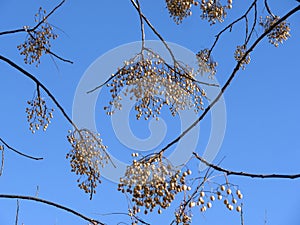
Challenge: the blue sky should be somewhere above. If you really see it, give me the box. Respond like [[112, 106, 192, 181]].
[[0, 1, 300, 225]]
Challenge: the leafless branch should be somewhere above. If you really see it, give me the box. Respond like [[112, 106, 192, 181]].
[[0, 145, 4, 176], [264, 0, 275, 18], [193, 152, 300, 179], [15, 200, 19, 225], [0, 0, 65, 36], [157, 4, 300, 155], [0, 137, 43, 161], [98, 212, 150, 225], [0, 194, 105, 225], [135, 0, 145, 49], [130, 0, 177, 63], [0, 55, 78, 131], [209, 0, 257, 56]]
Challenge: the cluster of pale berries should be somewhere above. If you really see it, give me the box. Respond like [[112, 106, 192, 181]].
[[165, 0, 233, 24], [175, 184, 243, 224], [196, 48, 217, 77], [105, 50, 205, 120], [118, 153, 192, 216], [165, 0, 196, 24], [26, 96, 53, 133], [17, 7, 58, 66], [200, 0, 233, 25], [234, 45, 251, 70], [66, 129, 110, 197], [259, 16, 291, 47]]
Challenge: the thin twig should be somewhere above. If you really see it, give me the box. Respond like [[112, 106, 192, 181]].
[[209, 0, 257, 56], [0, 0, 65, 36], [193, 152, 300, 179], [0, 137, 43, 161], [97, 212, 150, 225], [157, 5, 300, 155], [0, 194, 105, 225], [0, 146, 4, 176], [130, 0, 177, 63], [240, 203, 244, 225], [135, 0, 145, 49], [15, 200, 19, 225], [264, 0, 275, 18], [45, 49, 74, 64]]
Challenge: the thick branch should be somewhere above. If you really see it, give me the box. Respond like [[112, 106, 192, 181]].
[[193, 152, 300, 179], [0, 194, 105, 225], [0, 55, 78, 131], [0, 137, 43, 161], [158, 5, 300, 155]]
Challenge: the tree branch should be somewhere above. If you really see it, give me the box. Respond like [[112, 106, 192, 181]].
[[193, 152, 300, 179], [157, 4, 300, 155], [0, 0, 65, 36], [0, 137, 43, 161], [0, 55, 78, 131], [0, 194, 105, 225]]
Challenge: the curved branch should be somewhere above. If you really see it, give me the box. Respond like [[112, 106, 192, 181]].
[[158, 5, 300, 155], [0, 137, 43, 161], [0, 55, 79, 131], [0, 194, 105, 225], [193, 152, 300, 179]]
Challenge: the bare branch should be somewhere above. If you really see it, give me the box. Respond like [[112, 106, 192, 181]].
[[0, 145, 4, 176], [157, 4, 300, 155], [193, 152, 300, 179], [0, 137, 43, 161], [0, 0, 65, 36], [15, 200, 19, 225], [130, 0, 177, 63], [135, 0, 145, 49], [0, 194, 105, 225], [0, 55, 79, 131], [209, 0, 257, 55]]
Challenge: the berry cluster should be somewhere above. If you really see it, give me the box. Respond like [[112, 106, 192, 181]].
[[166, 0, 197, 24], [234, 45, 251, 69], [196, 48, 217, 77], [66, 129, 110, 197], [259, 16, 291, 47], [118, 154, 192, 216], [26, 96, 54, 133], [200, 0, 233, 25], [105, 50, 205, 120], [175, 183, 243, 224], [17, 7, 58, 66]]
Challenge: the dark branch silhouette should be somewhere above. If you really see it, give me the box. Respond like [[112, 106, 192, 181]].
[[157, 4, 300, 155], [0, 137, 43, 160], [193, 152, 300, 179], [0, 194, 105, 225]]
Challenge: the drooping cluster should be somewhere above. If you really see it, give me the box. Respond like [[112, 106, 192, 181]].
[[66, 129, 110, 197], [118, 153, 192, 215], [105, 49, 206, 120], [175, 183, 243, 224], [26, 96, 54, 133], [234, 45, 250, 69], [259, 16, 291, 47], [200, 0, 233, 25], [17, 7, 58, 66], [196, 48, 217, 77], [166, 0, 197, 24]]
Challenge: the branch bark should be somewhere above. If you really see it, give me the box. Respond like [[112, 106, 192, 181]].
[[0, 194, 105, 225], [193, 152, 300, 179]]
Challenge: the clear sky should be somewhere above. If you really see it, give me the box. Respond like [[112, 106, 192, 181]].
[[0, 1, 300, 225]]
